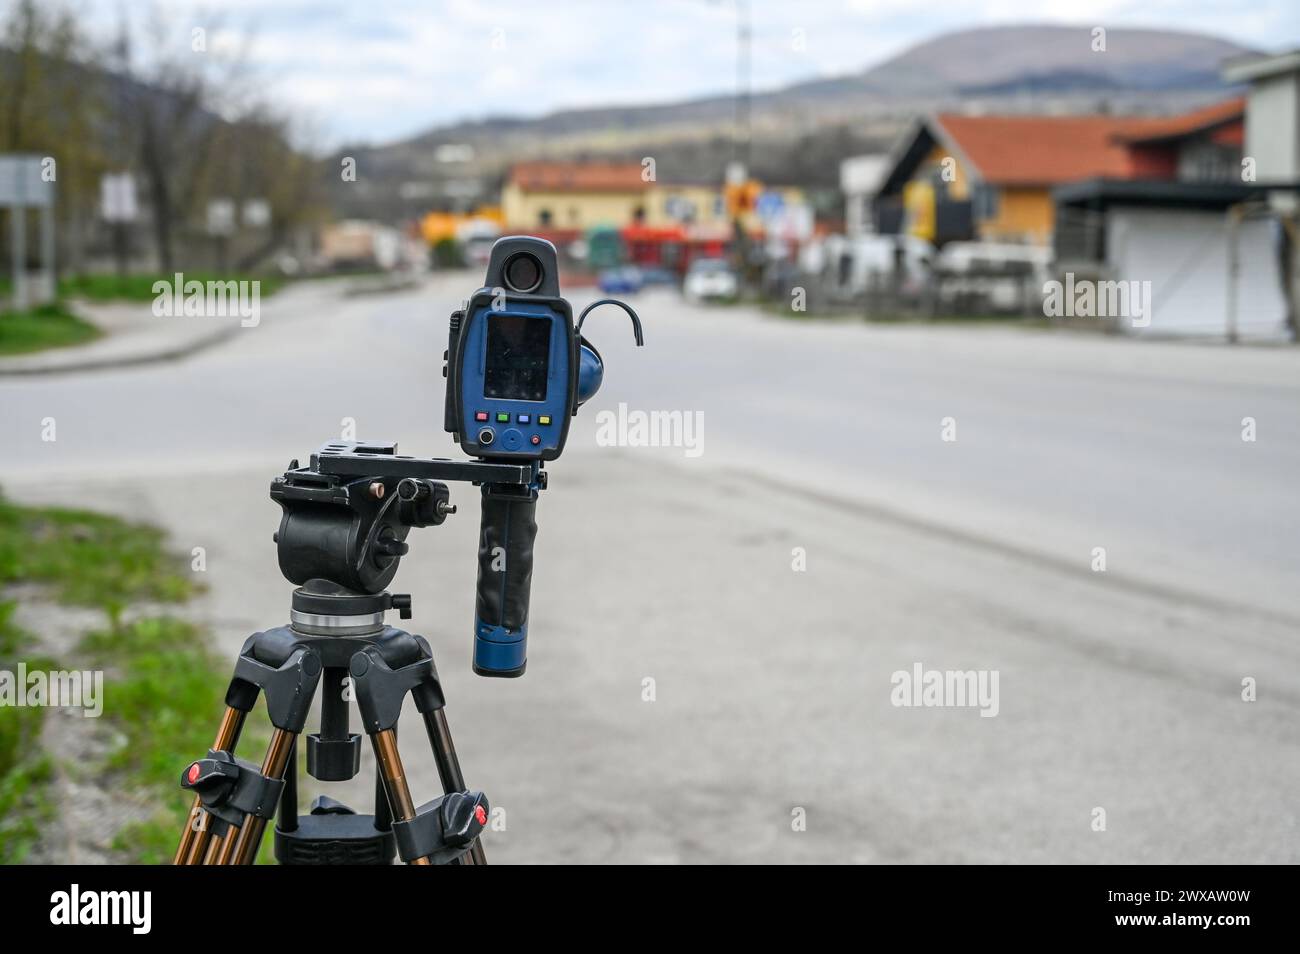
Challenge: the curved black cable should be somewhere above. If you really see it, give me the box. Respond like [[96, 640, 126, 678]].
[[576, 298, 645, 346]]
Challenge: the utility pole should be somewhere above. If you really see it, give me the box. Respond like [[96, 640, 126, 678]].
[[733, 0, 751, 176]]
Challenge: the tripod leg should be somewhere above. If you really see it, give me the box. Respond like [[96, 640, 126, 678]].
[[174, 706, 246, 865], [421, 708, 486, 865], [374, 763, 392, 832], [278, 738, 298, 835], [226, 727, 298, 865], [370, 728, 431, 865]]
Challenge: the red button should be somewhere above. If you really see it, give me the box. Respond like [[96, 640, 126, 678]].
[[474, 411, 488, 422], [187, 763, 201, 784], [474, 805, 487, 825], [530, 435, 541, 445]]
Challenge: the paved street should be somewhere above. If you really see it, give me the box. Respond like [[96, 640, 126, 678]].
[[3, 273, 1298, 862]]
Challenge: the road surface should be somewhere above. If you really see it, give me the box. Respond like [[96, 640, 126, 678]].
[[2, 273, 1297, 862]]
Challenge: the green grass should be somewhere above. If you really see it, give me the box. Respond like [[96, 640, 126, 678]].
[[83, 616, 274, 864], [0, 602, 55, 863], [0, 492, 237, 863], [0, 301, 101, 356], [0, 496, 199, 620], [0, 491, 295, 864], [58, 272, 285, 303]]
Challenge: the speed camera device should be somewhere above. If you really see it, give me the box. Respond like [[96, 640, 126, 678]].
[[174, 235, 643, 867], [447, 236, 600, 458], [442, 236, 643, 674]]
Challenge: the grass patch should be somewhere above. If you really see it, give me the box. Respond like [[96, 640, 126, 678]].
[[0, 495, 198, 617], [0, 301, 101, 356], [85, 617, 228, 864], [81, 617, 227, 791], [81, 616, 274, 864], [0, 492, 229, 863], [0, 492, 285, 864], [59, 272, 285, 303], [0, 708, 53, 863], [0, 601, 55, 863]]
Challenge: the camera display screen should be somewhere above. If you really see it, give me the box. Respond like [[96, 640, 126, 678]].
[[484, 313, 550, 401]]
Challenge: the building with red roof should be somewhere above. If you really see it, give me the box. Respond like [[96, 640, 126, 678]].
[[873, 99, 1245, 246]]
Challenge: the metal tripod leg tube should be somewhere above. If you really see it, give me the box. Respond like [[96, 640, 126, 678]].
[[422, 708, 486, 865], [226, 727, 298, 865], [208, 825, 241, 865], [175, 706, 246, 865], [278, 739, 299, 834], [370, 729, 431, 865]]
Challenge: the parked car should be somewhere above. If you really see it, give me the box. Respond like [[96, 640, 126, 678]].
[[598, 266, 643, 295], [638, 266, 678, 288], [683, 258, 738, 301]]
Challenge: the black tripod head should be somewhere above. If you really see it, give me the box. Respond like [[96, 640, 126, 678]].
[[271, 441, 465, 595]]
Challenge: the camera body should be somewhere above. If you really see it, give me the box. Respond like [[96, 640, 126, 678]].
[[444, 237, 576, 461]]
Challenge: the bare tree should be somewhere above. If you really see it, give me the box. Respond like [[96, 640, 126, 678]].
[[0, 0, 109, 273], [112, 6, 321, 272]]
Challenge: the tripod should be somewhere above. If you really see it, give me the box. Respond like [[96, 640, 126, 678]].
[[170, 441, 540, 865], [174, 582, 488, 865]]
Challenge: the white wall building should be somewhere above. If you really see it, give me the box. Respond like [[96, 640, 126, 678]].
[[839, 155, 889, 238]]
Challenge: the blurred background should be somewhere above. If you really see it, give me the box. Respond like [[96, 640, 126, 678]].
[[1, 0, 1298, 864]]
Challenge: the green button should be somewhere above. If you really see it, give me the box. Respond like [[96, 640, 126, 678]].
[[496, 413, 509, 423]]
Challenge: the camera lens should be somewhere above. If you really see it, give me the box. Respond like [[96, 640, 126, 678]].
[[502, 252, 543, 293]]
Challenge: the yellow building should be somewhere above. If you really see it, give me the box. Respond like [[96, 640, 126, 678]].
[[501, 162, 652, 231], [500, 161, 805, 234]]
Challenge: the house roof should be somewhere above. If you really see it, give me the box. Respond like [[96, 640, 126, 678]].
[[508, 161, 651, 193], [932, 114, 1158, 187], [928, 101, 1243, 187], [1111, 98, 1245, 145]]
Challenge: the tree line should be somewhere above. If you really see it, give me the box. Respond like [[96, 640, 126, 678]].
[[0, 0, 321, 276]]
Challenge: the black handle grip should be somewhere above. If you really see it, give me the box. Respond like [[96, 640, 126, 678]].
[[473, 486, 538, 677]]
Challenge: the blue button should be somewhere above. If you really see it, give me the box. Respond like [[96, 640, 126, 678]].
[[517, 414, 531, 424]]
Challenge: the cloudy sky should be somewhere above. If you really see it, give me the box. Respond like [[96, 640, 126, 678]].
[[74, 0, 1300, 147]]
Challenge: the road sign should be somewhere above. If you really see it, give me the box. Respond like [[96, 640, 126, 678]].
[[207, 198, 236, 236], [242, 198, 271, 228], [755, 190, 785, 222], [0, 155, 52, 208], [3, 155, 57, 310], [100, 173, 138, 223]]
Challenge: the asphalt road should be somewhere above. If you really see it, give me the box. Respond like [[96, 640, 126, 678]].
[[3, 273, 1297, 862]]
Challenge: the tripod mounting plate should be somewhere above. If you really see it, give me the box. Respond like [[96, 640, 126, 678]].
[[311, 441, 536, 486]]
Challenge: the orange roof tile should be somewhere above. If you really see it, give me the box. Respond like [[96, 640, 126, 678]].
[[1112, 98, 1245, 144], [933, 100, 1243, 187]]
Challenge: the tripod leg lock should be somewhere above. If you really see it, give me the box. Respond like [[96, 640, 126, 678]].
[[181, 749, 287, 828], [231, 643, 323, 732], [391, 791, 490, 864], [350, 646, 443, 734]]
